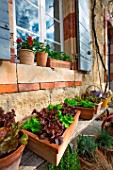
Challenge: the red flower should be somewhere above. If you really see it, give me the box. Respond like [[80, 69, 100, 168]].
[[27, 36, 33, 41], [29, 41, 33, 46], [16, 38, 22, 43]]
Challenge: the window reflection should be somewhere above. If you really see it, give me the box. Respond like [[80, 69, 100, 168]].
[[16, 29, 39, 41], [46, 15, 60, 42], [45, 0, 59, 20], [16, 0, 39, 34], [47, 40, 60, 52], [30, 0, 38, 6]]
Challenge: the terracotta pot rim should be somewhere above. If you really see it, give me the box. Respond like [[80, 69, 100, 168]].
[[0, 144, 25, 162], [18, 49, 34, 53]]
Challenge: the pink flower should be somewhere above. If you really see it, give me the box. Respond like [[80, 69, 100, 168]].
[[16, 38, 22, 43]]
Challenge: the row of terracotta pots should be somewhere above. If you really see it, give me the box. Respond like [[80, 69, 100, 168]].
[[18, 49, 48, 66]]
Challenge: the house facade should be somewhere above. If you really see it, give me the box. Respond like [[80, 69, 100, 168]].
[[0, 0, 113, 121]]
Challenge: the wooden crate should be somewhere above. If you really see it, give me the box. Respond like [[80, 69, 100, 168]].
[[75, 107, 95, 120], [22, 111, 80, 166], [46, 58, 71, 69]]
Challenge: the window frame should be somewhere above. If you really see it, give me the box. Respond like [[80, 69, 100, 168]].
[[13, 0, 64, 52]]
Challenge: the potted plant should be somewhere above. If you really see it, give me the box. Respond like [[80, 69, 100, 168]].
[[34, 39, 50, 66], [77, 135, 111, 169], [81, 93, 103, 114], [0, 107, 28, 170], [16, 36, 35, 65], [64, 97, 95, 120], [22, 103, 80, 166], [47, 51, 73, 69]]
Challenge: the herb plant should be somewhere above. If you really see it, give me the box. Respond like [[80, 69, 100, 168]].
[[47, 146, 80, 170], [95, 130, 113, 150], [64, 98, 77, 107], [81, 93, 101, 104], [77, 135, 97, 159]]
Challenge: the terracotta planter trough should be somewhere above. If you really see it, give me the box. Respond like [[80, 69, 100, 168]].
[[75, 107, 95, 120], [22, 111, 80, 166]]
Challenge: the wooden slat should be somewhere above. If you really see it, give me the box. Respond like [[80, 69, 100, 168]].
[[0, 21, 9, 30], [0, 0, 9, 11], [0, 27, 10, 40], [0, 39, 10, 60]]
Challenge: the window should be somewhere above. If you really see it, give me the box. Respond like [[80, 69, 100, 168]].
[[76, 0, 93, 72], [14, 0, 63, 52]]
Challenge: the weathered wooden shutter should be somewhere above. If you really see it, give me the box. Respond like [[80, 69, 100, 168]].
[[0, 0, 10, 60], [76, 0, 93, 71]]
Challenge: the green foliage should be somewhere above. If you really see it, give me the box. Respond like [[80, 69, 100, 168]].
[[77, 100, 95, 108], [23, 117, 41, 134], [47, 146, 80, 170], [33, 39, 50, 53], [95, 130, 113, 150], [0, 122, 28, 158], [64, 97, 95, 108], [47, 104, 62, 111], [64, 98, 77, 107], [48, 51, 73, 62], [81, 93, 101, 104], [77, 135, 97, 159], [57, 112, 74, 128]]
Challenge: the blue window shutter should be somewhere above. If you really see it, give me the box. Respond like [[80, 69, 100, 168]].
[[0, 0, 10, 60], [77, 0, 93, 71]]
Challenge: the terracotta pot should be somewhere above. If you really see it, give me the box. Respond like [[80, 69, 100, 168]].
[[22, 111, 80, 166], [18, 49, 34, 65], [0, 144, 25, 170], [36, 52, 48, 66], [75, 107, 95, 120], [46, 58, 71, 69]]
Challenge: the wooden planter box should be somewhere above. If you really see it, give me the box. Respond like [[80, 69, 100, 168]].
[[22, 111, 80, 166], [75, 107, 95, 120], [46, 58, 71, 69]]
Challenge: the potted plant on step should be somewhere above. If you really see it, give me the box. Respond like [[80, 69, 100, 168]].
[[0, 107, 28, 170], [34, 39, 50, 66], [16, 36, 35, 65]]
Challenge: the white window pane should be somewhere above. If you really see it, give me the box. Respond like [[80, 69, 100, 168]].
[[15, 0, 39, 34], [45, 0, 59, 20], [16, 29, 39, 41], [46, 15, 60, 43], [47, 40, 61, 52]]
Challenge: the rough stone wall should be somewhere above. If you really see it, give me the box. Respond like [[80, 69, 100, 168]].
[[0, 87, 80, 121]]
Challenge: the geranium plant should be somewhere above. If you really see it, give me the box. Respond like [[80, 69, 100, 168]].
[[34, 39, 50, 53], [16, 36, 35, 52]]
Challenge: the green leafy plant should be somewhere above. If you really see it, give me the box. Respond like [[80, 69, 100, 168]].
[[22, 117, 41, 134], [48, 51, 73, 62], [47, 146, 80, 170], [77, 135, 97, 159], [47, 104, 62, 111], [64, 98, 77, 107], [95, 130, 113, 150], [56, 111, 74, 128]]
